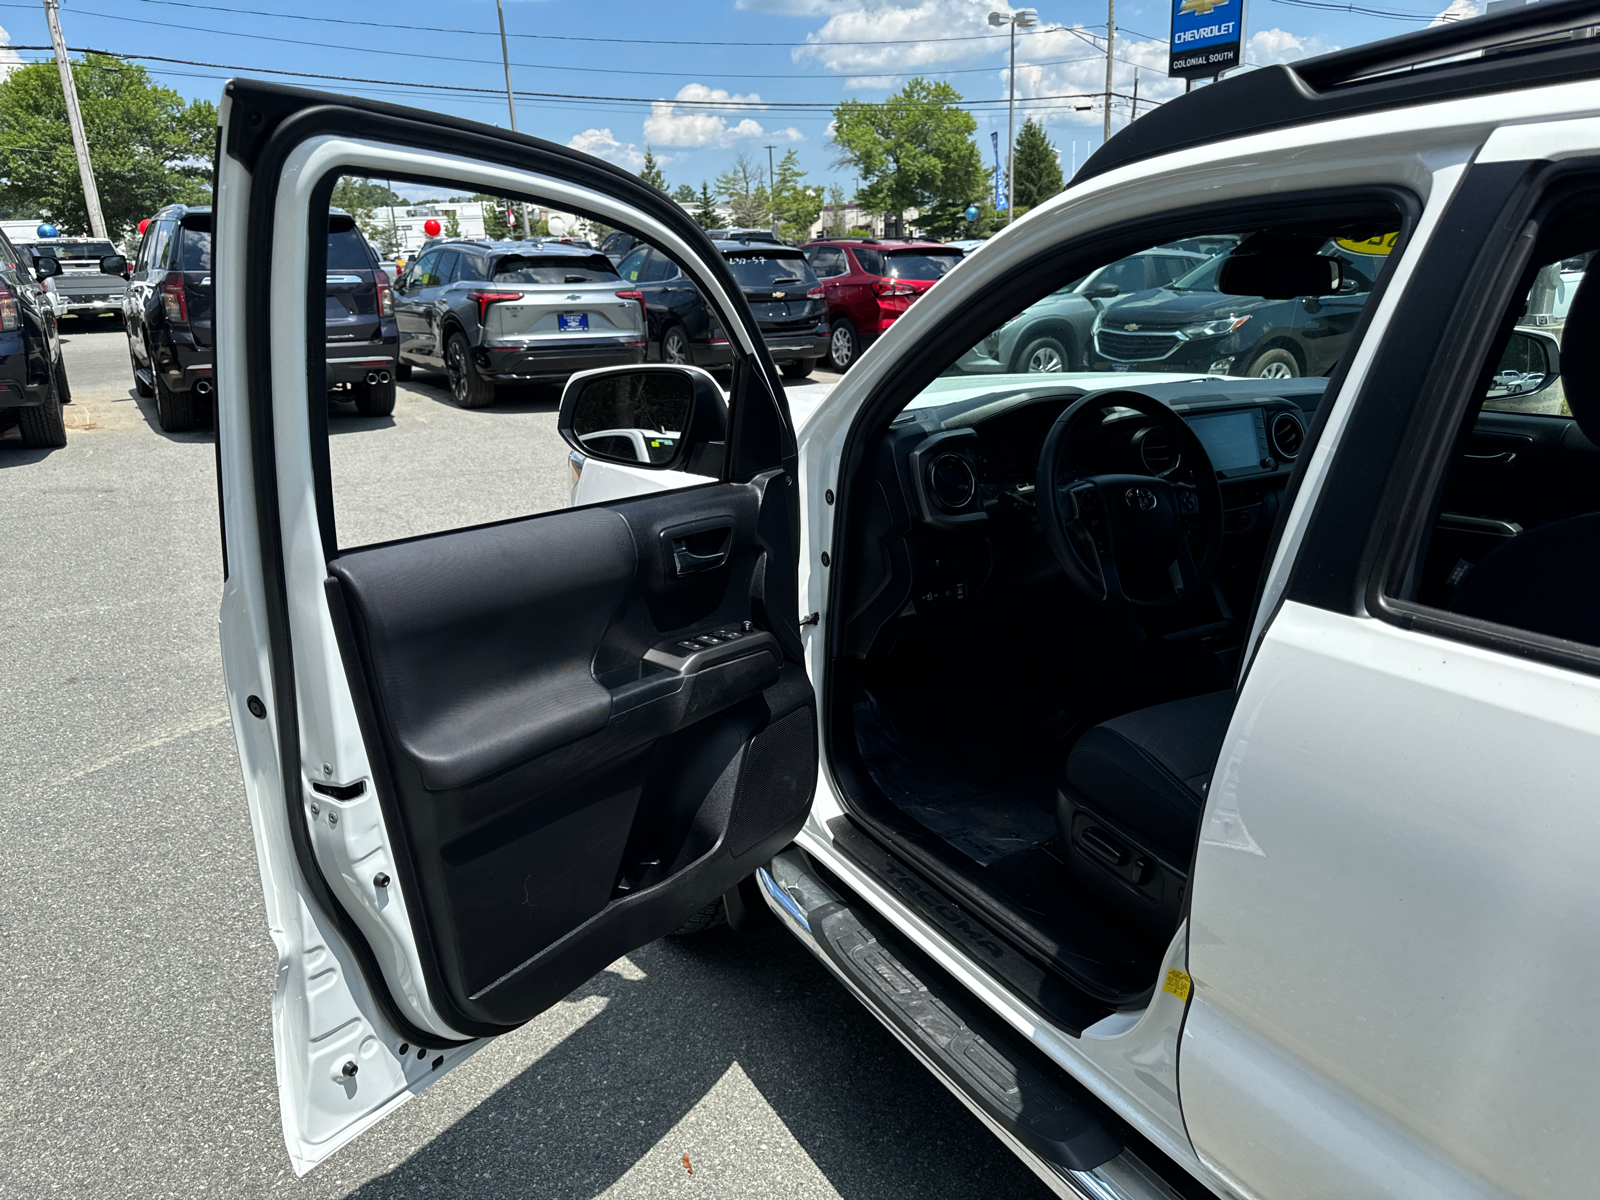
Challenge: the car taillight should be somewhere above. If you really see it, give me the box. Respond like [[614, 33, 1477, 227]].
[[0, 281, 17, 331], [806, 285, 824, 298], [466, 290, 521, 323], [376, 279, 394, 317], [614, 289, 646, 321], [871, 281, 915, 298], [160, 271, 188, 322]]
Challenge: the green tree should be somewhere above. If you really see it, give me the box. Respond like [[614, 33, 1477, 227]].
[[1012, 119, 1064, 212], [825, 185, 849, 237], [442, 209, 460, 238], [638, 147, 668, 192], [770, 149, 824, 243], [829, 78, 983, 235], [672, 183, 697, 204], [0, 54, 214, 242], [715, 154, 768, 227], [693, 181, 720, 229], [474, 195, 513, 239]]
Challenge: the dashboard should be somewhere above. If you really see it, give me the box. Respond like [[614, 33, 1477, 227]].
[[839, 377, 1326, 657]]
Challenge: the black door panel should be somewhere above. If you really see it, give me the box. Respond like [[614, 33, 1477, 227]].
[[326, 483, 816, 1032]]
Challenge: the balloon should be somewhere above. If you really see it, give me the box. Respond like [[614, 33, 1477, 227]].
[[138, 218, 151, 235], [423, 218, 441, 237], [37, 223, 58, 238], [964, 205, 979, 222]]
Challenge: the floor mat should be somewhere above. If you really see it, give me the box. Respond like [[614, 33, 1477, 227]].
[[853, 689, 1061, 865]]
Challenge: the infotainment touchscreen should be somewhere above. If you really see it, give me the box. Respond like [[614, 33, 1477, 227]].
[[1187, 410, 1261, 474]]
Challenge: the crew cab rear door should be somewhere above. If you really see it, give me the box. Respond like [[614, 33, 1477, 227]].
[[213, 81, 815, 1174]]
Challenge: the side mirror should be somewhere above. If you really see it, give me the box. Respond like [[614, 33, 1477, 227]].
[[35, 256, 62, 280], [1218, 253, 1342, 299], [1487, 328, 1561, 405], [558, 364, 727, 474], [1083, 284, 1119, 299], [98, 254, 126, 277]]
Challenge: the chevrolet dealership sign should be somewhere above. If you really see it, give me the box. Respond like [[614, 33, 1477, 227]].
[[1169, 0, 1246, 79]]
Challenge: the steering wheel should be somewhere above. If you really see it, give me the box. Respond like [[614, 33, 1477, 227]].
[[1035, 390, 1224, 611]]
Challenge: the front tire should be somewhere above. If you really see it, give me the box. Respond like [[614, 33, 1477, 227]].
[[353, 376, 396, 417], [445, 332, 495, 409], [780, 358, 816, 380], [1244, 347, 1299, 379], [1013, 333, 1070, 374], [660, 325, 691, 366], [827, 317, 858, 373], [153, 366, 199, 433], [16, 370, 66, 449]]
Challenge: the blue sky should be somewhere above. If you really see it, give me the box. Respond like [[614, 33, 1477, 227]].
[[0, 0, 1474, 198]]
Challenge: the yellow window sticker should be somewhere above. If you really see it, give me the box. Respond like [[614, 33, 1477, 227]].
[[1334, 232, 1398, 257], [1162, 968, 1192, 1003]]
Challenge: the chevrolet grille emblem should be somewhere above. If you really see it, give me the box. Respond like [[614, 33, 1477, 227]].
[[1179, 0, 1229, 14], [1124, 323, 1141, 331], [772, 292, 786, 299]]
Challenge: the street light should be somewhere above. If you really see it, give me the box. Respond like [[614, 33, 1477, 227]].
[[989, 8, 1039, 226]]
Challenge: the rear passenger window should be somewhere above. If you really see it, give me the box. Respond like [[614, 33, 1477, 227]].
[[178, 221, 211, 271], [853, 247, 884, 276], [326, 218, 375, 270]]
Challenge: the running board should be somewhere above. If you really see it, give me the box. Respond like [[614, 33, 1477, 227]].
[[758, 851, 1189, 1200]]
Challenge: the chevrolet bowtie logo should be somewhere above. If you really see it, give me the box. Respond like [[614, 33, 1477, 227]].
[[1179, 0, 1229, 14], [1124, 323, 1141, 331]]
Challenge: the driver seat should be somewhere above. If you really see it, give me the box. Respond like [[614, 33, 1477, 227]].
[[1056, 690, 1234, 936]]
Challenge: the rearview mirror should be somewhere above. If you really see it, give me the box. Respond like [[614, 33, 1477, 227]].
[[558, 364, 727, 474], [34, 256, 61, 280], [99, 254, 127, 277], [1217, 253, 1342, 299]]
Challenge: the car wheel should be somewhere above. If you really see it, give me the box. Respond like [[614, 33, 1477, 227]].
[[445, 331, 495, 409], [827, 318, 858, 373], [660, 325, 691, 365], [394, 359, 412, 382], [1015, 334, 1070, 374], [16, 368, 67, 449], [668, 897, 727, 936], [780, 358, 816, 380], [353, 376, 397, 417], [54, 354, 72, 405], [1245, 348, 1299, 379], [130, 338, 155, 397], [152, 366, 199, 433]]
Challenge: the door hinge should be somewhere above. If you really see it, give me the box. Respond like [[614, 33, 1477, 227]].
[[799, 612, 820, 628]]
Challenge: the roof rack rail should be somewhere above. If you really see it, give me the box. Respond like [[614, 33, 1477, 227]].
[[1074, 0, 1600, 185]]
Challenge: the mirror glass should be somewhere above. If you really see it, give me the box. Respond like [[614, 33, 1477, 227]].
[[570, 371, 692, 466], [1486, 330, 1560, 411]]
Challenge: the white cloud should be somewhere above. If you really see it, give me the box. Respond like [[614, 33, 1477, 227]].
[[642, 84, 804, 148], [1006, 28, 1182, 132], [1431, 0, 1478, 24], [1244, 28, 1337, 66], [793, 0, 1007, 76], [567, 128, 654, 171], [0, 25, 23, 80]]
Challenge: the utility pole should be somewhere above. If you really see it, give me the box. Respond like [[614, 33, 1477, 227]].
[[765, 143, 777, 234], [1103, 0, 1116, 143], [42, 0, 106, 239], [494, 0, 534, 239], [1131, 72, 1139, 121], [988, 9, 1037, 226]]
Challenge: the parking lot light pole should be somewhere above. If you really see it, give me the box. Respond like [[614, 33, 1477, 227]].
[[989, 8, 1039, 226], [42, 0, 107, 240], [494, 0, 534, 239]]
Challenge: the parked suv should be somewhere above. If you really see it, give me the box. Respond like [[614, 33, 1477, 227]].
[[802, 237, 964, 372], [393, 239, 644, 408], [11, 234, 126, 319], [0, 226, 70, 448], [616, 238, 828, 378], [124, 205, 398, 432]]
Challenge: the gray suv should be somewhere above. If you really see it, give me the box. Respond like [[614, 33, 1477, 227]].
[[393, 239, 645, 408]]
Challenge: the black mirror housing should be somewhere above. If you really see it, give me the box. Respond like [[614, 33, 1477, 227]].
[[558, 364, 727, 475], [1217, 252, 1343, 300], [99, 254, 127, 277], [1084, 284, 1119, 299], [34, 256, 62, 280]]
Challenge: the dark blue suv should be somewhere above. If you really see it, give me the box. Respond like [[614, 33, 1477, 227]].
[[0, 226, 70, 449]]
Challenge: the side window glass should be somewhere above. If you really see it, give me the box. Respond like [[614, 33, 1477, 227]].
[[642, 252, 678, 283], [454, 254, 484, 284], [410, 251, 441, 288], [617, 246, 649, 283], [434, 251, 461, 285], [1480, 255, 1581, 417], [853, 247, 884, 276]]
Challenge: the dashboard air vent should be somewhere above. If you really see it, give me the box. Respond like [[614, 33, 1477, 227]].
[[1269, 411, 1305, 461], [1137, 427, 1179, 475], [929, 453, 977, 509]]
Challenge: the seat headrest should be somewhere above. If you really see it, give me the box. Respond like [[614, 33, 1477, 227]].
[[1561, 266, 1600, 443]]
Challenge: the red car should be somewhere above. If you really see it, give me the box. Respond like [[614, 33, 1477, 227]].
[[801, 238, 964, 372]]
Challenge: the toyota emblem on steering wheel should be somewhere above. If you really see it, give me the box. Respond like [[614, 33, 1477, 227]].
[[1124, 487, 1158, 512]]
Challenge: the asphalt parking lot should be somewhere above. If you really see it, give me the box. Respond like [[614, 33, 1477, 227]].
[[0, 320, 1053, 1199]]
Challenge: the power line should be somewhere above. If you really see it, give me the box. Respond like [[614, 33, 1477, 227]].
[[1263, 0, 1459, 21]]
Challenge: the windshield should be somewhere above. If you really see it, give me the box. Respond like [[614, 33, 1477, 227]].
[[492, 254, 617, 284], [32, 241, 117, 260], [1169, 254, 1225, 292], [724, 251, 818, 289], [886, 250, 961, 281]]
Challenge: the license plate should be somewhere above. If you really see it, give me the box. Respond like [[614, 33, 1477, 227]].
[[558, 313, 589, 332], [1110, 363, 1131, 372]]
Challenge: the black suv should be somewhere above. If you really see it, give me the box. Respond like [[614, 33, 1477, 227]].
[[0, 226, 71, 449], [123, 205, 399, 432], [615, 239, 828, 378]]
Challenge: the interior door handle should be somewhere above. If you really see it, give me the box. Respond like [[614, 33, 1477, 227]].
[[664, 522, 734, 577], [672, 541, 729, 575], [1464, 450, 1517, 464]]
